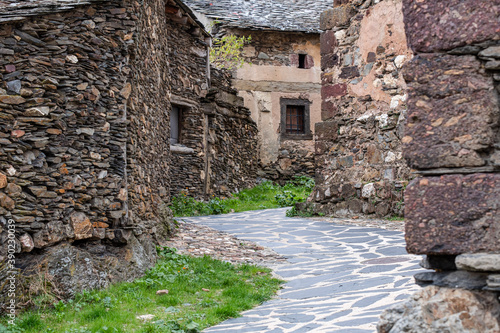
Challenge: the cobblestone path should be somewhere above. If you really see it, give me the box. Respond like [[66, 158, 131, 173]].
[[180, 208, 425, 333]]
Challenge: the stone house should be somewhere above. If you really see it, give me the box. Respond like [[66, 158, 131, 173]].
[[302, 0, 413, 218], [0, 0, 257, 302], [184, 0, 332, 182], [165, 1, 259, 199]]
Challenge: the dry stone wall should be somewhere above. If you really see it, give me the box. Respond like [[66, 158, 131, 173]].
[[167, 13, 208, 197], [221, 27, 321, 183], [203, 69, 259, 196], [379, 0, 500, 331], [304, 0, 412, 218], [0, 0, 173, 303], [166, 17, 259, 199]]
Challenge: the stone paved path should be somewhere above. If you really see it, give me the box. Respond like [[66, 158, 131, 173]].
[[180, 208, 425, 333]]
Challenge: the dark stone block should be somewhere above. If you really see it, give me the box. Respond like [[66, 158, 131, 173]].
[[339, 66, 359, 79], [414, 271, 488, 290], [366, 52, 376, 63], [320, 30, 338, 55], [321, 53, 340, 70], [405, 174, 500, 255], [315, 121, 338, 141], [322, 83, 347, 99], [420, 255, 457, 271], [402, 54, 497, 169], [321, 100, 338, 121], [402, 0, 500, 52]]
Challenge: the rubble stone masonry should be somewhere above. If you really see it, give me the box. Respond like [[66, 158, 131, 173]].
[[166, 18, 258, 198], [0, 0, 173, 302], [378, 0, 500, 331], [306, 0, 412, 218]]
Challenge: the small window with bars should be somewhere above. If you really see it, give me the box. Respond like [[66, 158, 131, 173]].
[[285, 105, 305, 134]]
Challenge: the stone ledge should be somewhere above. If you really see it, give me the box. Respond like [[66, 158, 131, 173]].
[[170, 145, 195, 154]]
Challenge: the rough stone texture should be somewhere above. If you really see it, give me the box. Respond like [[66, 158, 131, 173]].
[[456, 253, 500, 272], [378, 286, 500, 333], [405, 174, 500, 255], [307, 0, 412, 218], [0, 0, 174, 305], [200, 69, 259, 196], [320, 5, 357, 30], [259, 140, 315, 183], [402, 0, 500, 53], [414, 271, 489, 290], [403, 54, 499, 169], [381, 0, 500, 331], [167, 19, 258, 199], [222, 28, 321, 183]]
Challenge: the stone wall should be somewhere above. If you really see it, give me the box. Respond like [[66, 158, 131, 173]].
[[222, 28, 322, 183], [204, 68, 259, 195], [167, 18, 258, 199], [303, 0, 412, 218], [166, 8, 209, 197], [378, 0, 500, 331], [0, 0, 173, 304]]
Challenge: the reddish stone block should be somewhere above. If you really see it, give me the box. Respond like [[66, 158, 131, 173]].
[[403, 0, 500, 52], [321, 53, 339, 70], [405, 174, 500, 255], [320, 30, 338, 55], [321, 100, 338, 121], [322, 83, 347, 99], [315, 121, 338, 141], [304, 55, 314, 69], [403, 54, 498, 169]]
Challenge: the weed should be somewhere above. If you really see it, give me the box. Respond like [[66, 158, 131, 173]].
[[2, 248, 284, 333], [170, 177, 315, 217]]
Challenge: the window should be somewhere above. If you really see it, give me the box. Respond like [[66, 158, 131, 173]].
[[298, 54, 306, 69], [280, 98, 312, 140], [170, 105, 182, 144], [286, 105, 305, 134]]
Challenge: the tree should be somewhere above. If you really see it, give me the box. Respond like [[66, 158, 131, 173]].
[[209, 34, 251, 70]]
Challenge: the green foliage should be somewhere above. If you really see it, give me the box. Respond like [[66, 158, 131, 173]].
[[274, 191, 296, 207], [210, 35, 252, 70], [2, 248, 283, 333], [170, 177, 315, 217], [286, 205, 315, 218]]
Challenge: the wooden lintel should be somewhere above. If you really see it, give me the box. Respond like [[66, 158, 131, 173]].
[[165, 5, 179, 15]]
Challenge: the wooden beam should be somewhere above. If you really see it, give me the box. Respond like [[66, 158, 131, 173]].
[[165, 5, 179, 15]]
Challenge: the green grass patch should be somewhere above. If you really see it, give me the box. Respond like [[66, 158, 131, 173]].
[[1, 248, 283, 333], [171, 176, 314, 217], [385, 215, 405, 221]]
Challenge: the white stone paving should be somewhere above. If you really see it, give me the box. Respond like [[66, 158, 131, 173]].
[[180, 208, 425, 333]]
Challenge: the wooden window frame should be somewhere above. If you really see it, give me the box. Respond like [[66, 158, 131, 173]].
[[280, 98, 312, 140]]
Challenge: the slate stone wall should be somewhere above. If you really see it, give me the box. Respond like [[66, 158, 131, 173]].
[[167, 14, 208, 197], [227, 28, 318, 67], [378, 0, 500, 331], [0, 0, 173, 303], [305, 0, 412, 218], [205, 69, 259, 195], [166, 20, 259, 199]]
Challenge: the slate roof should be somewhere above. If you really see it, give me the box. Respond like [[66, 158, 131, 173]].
[[0, 0, 103, 23], [182, 0, 331, 33], [0, 0, 208, 34]]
